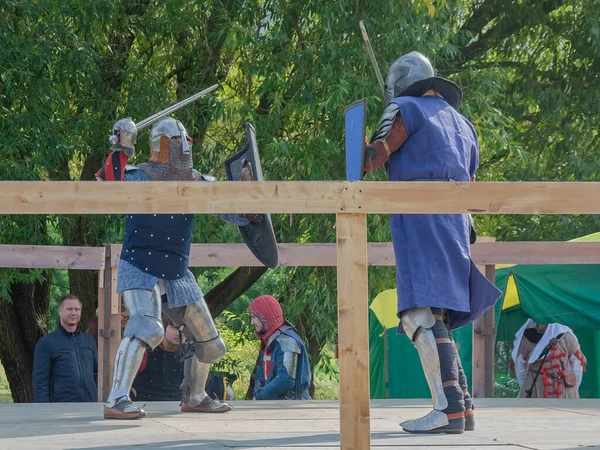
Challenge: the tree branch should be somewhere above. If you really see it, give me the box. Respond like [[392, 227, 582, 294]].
[[448, 0, 567, 70], [205, 266, 268, 318]]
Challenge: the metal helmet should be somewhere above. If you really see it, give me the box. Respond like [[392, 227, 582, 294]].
[[384, 51, 462, 108], [150, 117, 191, 153], [109, 118, 137, 157], [148, 117, 193, 170]]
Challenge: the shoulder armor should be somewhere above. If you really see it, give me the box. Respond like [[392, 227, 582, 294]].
[[371, 102, 401, 142], [276, 334, 300, 354], [200, 174, 217, 182]]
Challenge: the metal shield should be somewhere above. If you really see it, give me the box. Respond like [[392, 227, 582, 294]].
[[344, 99, 367, 181], [224, 123, 279, 268]]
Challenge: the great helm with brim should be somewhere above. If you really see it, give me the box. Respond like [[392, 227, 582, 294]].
[[384, 51, 463, 108]]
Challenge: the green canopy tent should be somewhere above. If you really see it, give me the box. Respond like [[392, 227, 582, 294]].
[[369, 232, 600, 399], [369, 289, 502, 399]]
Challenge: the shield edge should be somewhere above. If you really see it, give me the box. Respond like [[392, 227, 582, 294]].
[[344, 98, 367, 181], [224, 123, 279, 269]]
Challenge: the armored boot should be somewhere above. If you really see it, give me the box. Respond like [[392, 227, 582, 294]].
[[180, 357, 231, 413], [399, 308, 465, 434], [163, 298, 231, 413], [103, 337, 148, 419], [104, 288, 164, 420]]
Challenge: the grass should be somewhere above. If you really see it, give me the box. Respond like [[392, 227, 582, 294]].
[[0, 361, 12, 402]]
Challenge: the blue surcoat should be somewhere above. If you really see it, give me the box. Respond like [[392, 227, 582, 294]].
[[388, 96, 502, 330]]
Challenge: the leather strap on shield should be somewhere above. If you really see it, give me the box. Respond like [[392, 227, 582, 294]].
[[224, 123, 279, 268]]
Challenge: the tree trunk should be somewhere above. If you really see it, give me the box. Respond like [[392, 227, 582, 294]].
[[205, 266, 268, 318], [305, 333, 323, 398], [295, 307, 324, 398], [63, 146, 101, 330], [244, 352, 261, 400], [0, 276, 51, 402], [65, 213, 100, 331], [204, 266, 268, 399]]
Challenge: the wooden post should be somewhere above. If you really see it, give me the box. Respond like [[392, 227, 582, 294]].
[[97, 266, 105, 402], [483, 264, 496, 397], [472, 263, 497, 398], [97, 246, 122, 402], [384, 328, 389, 399], [336, 213, 370, 449]]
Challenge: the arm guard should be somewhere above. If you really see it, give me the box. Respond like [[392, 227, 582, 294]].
[[364, 103, 408, 173], [95, 151, 130, 181]]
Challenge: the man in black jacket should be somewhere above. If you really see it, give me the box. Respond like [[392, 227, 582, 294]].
[[32, 294, 98, 402]]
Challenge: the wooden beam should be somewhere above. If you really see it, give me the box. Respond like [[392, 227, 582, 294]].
[[110, 237, 600, 269], [97, 246, 122, 402], [1, 240, 599, 271], [483, 264, 496, 397], [471, 241, 600, 264], [4, 181, 600, 214], [472, 262, 497, 399], [336, 213, 370, 450], [97, 268, 106, 402], [352, 182, 600, 214], [108, 243, 396, 268], [97, 251, 111, 402], [0, 181, 348, 214], [0, 245, 105, 269]]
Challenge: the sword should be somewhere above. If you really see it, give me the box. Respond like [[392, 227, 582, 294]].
[[136, 84, 219, 130], [108, 84, 219, 149], [359, 21, 385, 97]]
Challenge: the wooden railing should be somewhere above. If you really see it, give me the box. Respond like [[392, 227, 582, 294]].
[[3, 180, 600, 450]]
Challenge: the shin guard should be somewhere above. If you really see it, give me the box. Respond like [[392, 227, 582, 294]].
[[431, 312, 465, 431], [455, 345, 474, 430]]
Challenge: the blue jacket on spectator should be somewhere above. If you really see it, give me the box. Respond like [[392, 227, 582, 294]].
[[32, 324, 98, 402], [254, 325, 311, 400]]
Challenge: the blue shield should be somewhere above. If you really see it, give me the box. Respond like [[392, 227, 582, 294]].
[[344, 99, 367, 181]]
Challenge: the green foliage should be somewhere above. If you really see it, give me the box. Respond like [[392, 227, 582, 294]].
[[313, 344, 340, 400], [48, 269, 70, 332], [0, 363, 9, 391], [0, 360, 11, 402], [2, 0, 600, 398], [495, 372, 521, 398], [215, 310, 260, 400], [494, 341, 521, 398]]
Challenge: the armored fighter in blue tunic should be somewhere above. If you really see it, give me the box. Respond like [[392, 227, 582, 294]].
[[364, 51, 502, 434], [97, 117, 259, 419]]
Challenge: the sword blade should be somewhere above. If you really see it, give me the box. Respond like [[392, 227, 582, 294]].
[[136, 84, 219, 130], [359, 21, 385, 97]]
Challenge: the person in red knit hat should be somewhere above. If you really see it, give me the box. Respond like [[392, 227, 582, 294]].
[[248, 295, 311, 400]]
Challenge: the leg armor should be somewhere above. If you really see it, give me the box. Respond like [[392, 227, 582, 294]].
[[104, 286, 163, 420], [451, 332, 474, 431], [399, 307, 464, 434], [122, 286, 165, 349], [179, 357, 231, 413], [162, 297, 231, 413], [162, 296, 226, 363]]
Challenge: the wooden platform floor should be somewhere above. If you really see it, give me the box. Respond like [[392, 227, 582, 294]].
[[0, 399, 599, 449]]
